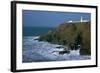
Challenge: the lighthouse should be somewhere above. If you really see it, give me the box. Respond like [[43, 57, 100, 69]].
[[80, 16, 83, 23], [67, 16, 89, 23]]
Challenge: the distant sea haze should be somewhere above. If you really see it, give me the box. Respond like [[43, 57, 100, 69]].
[[23, 26, 55, 36]]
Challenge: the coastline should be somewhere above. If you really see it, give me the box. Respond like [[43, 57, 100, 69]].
[[22, 36, 91, 63]]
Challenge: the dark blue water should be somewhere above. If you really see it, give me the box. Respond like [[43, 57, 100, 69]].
[[23, 27, 55, 36]]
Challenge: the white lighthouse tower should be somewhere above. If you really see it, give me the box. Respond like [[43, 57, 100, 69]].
[[80, 16, 83, 23]]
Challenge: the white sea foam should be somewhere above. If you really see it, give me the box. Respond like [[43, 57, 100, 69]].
[[32, 36, 40, 39], [23, 36, 91, 62]]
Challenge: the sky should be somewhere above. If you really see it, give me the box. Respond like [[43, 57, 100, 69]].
[[23, 10, 91, 27]]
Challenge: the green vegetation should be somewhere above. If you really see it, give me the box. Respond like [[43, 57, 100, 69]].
[[39, 22, 91, 55]]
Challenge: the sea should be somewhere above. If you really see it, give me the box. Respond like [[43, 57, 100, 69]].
[[23, 27, 55, 36], [22, 27, 91, 63]]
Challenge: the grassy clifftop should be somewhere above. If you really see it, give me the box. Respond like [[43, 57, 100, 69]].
[[39, 22, 91, 55]]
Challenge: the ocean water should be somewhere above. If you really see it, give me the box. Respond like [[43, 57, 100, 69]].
[[23, 27, 55, 36], [22, 36, 91, 63]]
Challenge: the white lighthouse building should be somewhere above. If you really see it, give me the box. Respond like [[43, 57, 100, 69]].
[[81, 16, 83, 23], [68, 16, 89, 23]]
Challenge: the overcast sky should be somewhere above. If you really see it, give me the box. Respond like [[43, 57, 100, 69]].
[[23, 10, 91, 27]]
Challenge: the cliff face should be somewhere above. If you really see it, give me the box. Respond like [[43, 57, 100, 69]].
[[39, 22, 91, 55]]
